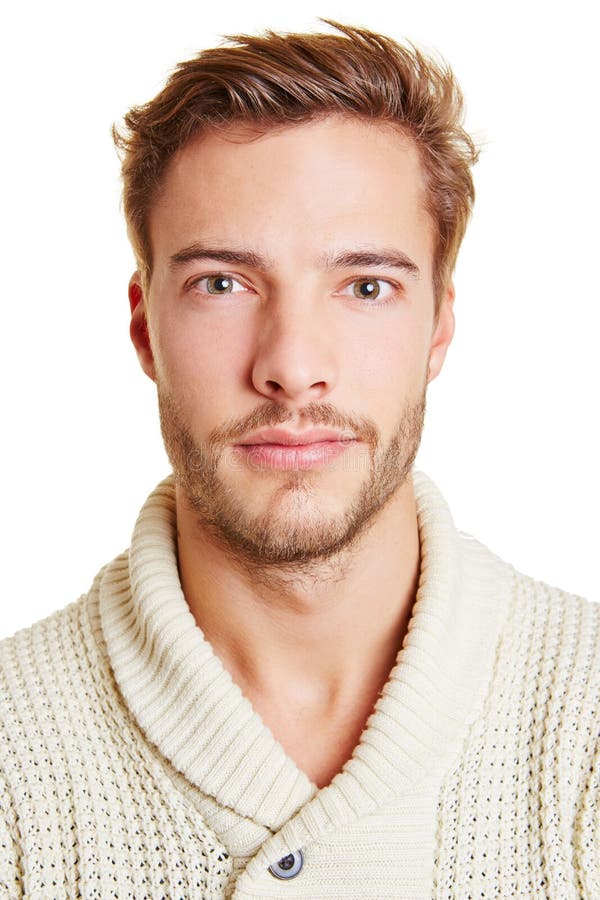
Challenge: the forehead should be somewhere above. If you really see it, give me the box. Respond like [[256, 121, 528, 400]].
[[149, 115, 433, 270]]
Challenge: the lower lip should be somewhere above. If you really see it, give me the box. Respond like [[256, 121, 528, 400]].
[[236, 440, 355, 470]]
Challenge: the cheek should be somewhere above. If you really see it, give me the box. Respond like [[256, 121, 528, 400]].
[[151, 308, 252, 409], [344, 317, 430, 404]]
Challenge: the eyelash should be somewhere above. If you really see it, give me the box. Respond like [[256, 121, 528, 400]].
[[187, 274, 249, 295], [186, 273, 402, 306], [339, 278, 399, 305]]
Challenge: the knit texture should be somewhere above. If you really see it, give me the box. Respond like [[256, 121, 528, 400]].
[[1, 471, 598, 898]]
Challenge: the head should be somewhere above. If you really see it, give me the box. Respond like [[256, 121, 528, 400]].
[[115, 20, 478, 310], [115, 21, 478, 569]]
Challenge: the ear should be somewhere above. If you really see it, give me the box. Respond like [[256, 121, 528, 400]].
[[427, 283, 455, 384], [128, 272, 156, 382]]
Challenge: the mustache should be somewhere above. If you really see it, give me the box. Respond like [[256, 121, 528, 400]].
[[207, 401, 380, 447]]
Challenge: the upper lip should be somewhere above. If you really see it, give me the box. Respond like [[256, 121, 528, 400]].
[[236, 427, 357, 446]]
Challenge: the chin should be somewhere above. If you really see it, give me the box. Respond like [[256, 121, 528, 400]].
[[203, 479, 383, 567]]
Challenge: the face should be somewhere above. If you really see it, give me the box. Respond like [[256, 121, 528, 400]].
[[130, 116, 454, 566]]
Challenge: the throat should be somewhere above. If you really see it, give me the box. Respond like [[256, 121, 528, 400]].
[[244, 679, 388, 789]]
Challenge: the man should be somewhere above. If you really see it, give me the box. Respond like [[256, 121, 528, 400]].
[[1, 19, 598, 899]]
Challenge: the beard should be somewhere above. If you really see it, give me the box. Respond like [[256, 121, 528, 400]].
[[158, 384, 426, 570]]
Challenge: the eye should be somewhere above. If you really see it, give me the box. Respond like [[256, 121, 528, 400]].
[[341, 278, 397, 303], [190, 274, 248, 295]]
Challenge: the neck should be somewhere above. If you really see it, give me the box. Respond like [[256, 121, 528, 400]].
[[176, 473, 420, 711]]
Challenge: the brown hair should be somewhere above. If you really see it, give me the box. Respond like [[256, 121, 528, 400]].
[[113, 19, 479, 307]]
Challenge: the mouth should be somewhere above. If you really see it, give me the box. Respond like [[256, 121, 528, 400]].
[[234, 427, 358, 471]]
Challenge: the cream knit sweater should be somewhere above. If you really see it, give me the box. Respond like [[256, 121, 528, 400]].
[[1, 472, 598, 898]]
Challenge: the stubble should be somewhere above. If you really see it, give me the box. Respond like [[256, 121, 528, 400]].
[[157, 384, 426, 578]]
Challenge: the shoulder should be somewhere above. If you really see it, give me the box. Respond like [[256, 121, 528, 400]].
[[0, 561, 109, 694], [0, 558, 126, 775], [457, 531, 600, 755], [0, 556, 140, 848], [501, 551, 599, 676], [438, 536, 600, 894], [0, 591, 104, 895], [460, 529, 599, 657], [455, 528, 599, 680], [466, 533, 600, 773], [509, 563, 600, 734]]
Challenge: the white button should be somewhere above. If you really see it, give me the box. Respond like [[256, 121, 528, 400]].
[[268, 849, 304, 880]]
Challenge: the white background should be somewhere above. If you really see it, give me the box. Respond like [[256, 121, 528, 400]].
[[1, 0, 598, 639]]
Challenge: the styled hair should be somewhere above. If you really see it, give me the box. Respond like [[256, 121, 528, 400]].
[[113, 19, 479, 307]]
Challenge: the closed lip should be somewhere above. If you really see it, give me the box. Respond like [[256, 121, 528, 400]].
[[236, 427, 357, 446]]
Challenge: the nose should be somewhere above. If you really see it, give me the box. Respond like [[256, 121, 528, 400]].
[[251, 296, 338, 405]]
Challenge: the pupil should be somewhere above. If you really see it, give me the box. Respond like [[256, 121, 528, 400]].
[[355, 280, 379, 299], [209, 276, 232, 293], [279, 854, 294, 870]]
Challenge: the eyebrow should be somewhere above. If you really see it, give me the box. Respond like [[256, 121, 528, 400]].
[[169, 245, 269, 270], [168, 243, 420, 279], [321, 249, 420, 279]]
